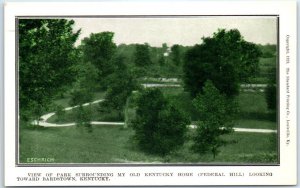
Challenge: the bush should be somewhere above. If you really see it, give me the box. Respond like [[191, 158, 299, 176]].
[[74, 104, 92, 132], [132, 88, 190, 156]]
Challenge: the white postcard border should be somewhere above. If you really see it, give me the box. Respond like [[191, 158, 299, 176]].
[[4, 1, 297, 186]]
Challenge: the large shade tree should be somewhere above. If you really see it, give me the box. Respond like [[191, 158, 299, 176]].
[[183, 29, 261, 97], [19, 19, 80, 121]]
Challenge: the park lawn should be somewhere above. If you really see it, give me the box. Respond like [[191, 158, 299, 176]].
[[236, 92, 277, 129], [19, 125, 277, 164]]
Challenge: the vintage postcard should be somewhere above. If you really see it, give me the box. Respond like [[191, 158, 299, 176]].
[[4, 0, 297, 186]]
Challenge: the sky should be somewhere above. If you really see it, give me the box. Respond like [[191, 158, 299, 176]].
[[72, 17, 277, 47]]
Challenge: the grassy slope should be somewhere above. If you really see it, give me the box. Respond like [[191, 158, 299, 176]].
[[19, 125, 277, 164]]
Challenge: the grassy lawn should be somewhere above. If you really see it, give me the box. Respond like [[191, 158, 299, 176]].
[[19, 125, 277, 164], [236, 92, 277, 129]]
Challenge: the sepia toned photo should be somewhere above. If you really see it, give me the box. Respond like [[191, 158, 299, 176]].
[[18, 17, 278, 164]]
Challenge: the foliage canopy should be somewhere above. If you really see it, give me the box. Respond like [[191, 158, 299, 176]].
[[19, 19, 80, 121], [183, 29, 262, 97]]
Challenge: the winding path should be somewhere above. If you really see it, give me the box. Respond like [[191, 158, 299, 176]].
[[32, 99, 124, 127], [33, 99, 277, 134]]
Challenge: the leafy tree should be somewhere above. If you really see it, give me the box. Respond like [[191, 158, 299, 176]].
[[69, 62, 98, 106], [183, 29, 262, 97], [158, 55, 165, 66], [162, 43, 168, 52], [101, 56, 137, 119], [132, 88, 190, 156], [192, 80, 238, 158], [170, 44, 182, 66], [134, 43, 152, 67], [80, 32, 116, 88], [19, 19, 80, 121]]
